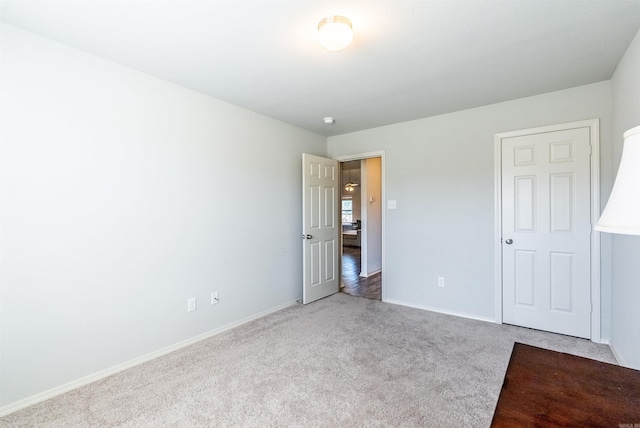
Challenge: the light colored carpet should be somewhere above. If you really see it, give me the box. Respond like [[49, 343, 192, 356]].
[[1, 293, 616, 427]]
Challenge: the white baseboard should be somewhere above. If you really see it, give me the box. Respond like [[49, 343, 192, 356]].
[[359, 269, 381, 278], [0, 299, 299, 417], [608, 340, 625, 366], [384, 299, 497, 324]]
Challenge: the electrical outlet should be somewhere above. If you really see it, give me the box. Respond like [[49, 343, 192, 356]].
[[211, 291, 219, 305], [437, 277, 445, 288], [187, 297, 197, 312]]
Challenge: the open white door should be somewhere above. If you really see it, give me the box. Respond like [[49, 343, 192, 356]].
[[302, 153, 340, 304]]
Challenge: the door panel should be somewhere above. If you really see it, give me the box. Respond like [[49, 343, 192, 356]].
[[550, 173, 573, 232], [514, 250, 535, 306], [550, 252, 573, 312], [302, 154, 339, 304], [502, 127, 591, 338], [515, 176, 536, 231]]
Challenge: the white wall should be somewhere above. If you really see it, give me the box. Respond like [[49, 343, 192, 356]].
[[0, 23, 326, 408], [610, 28, 640, 369], [328, 82, 613, 325]]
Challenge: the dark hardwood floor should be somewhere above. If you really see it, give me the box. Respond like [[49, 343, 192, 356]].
[[340, 246, 381, 300]]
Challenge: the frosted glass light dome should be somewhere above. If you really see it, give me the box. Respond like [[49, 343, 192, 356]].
[[317, 16, 353, 51]]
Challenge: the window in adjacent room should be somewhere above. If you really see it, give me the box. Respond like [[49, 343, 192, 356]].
[[342, 198, 353, 223]]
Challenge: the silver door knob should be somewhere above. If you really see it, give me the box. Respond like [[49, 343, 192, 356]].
[[505, 239, 513, 244]]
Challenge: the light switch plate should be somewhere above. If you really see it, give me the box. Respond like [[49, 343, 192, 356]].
[[387, 200, 397, 209]]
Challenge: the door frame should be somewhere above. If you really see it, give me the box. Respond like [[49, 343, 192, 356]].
[[493, 119, 601, 342], [333, 151, 386, 302]]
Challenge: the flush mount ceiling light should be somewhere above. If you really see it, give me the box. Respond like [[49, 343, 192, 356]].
[[595, 125, 640, 235], [317, 16, 353, 51], [323, 117, 335, 124]]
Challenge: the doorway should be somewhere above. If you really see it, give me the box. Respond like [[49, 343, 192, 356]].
[[494, 120, 601, 341], [339, 157, 383, 301]]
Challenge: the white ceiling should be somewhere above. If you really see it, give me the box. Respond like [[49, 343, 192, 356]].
[[2, 0, 640, 136]]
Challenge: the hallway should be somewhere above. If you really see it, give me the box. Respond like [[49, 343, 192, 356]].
[[340, 246, 381, 300]]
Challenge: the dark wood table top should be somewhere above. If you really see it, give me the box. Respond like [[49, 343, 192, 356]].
[[491, 343, 640, 427]]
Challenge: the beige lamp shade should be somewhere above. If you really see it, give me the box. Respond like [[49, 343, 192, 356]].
[[595, 125, 640, 235]]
